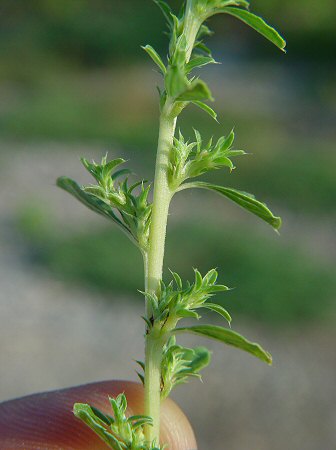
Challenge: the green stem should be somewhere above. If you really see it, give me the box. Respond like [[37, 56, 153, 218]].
[[184, 1, 202, 62], [144, 108, 176, 444], [147, 110, 176, 295], [143, 4, 202, 444], [144, 332, 166, 444], [142, 251, 149, 308]]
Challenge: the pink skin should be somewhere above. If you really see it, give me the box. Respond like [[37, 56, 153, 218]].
[[0, 380, 197, 449]]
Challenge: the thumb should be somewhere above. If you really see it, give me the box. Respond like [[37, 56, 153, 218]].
[[0, 380, 197, 449]]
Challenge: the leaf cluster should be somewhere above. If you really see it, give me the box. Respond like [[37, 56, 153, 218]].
[[144, 268, 230, 328], [168, 128, 245, 190], [150, 2, 217, 116], [138, 269, 231, 396], [167, 127, 281, 230], [57, 155, 152, 251], [74, 394, 161, 450], [136, 336, 211, 399], [141, 266, 271, 398], [160, 336, 211, 399], [145, 0, 286, 120]]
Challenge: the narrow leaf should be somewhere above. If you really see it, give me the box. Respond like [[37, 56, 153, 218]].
[[136, 371, 145, 385], [226, 149, 247, 157], [174, 325, 272, 364], [176, 308, 200, 319], [182, 181, 281, 231], [197, 24, 214, 39], [202, 303, 232, 324], [192, 100, 218, 121], [90, 406, 113, 425], [222, 129, 235, 149], [132, 418, 153, 430], [170, 270, 183, 289], [135, 359, 145, 371], [73, 403, 122, 449], [220, 7, 286, 51], [186, 56, 217, 73], [128, 414, 153, 422], [194, 269, 203, 290], [56, 177, 135, 237], [194, 41, 212, 56], [111, 168, 131, 181], [142, 45, 166, 74], [218, 0, 250, 7], [153, 0, 173, 28]]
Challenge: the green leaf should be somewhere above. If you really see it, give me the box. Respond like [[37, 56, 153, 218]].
[[170, 270, 183, 289], [136, 371, 145, 385], [202, 302, 232, 324], [184, 346, 211, 374], [194, 41, 212, 56], [222, 128, 235, 149], [197, 24, 214, 39], [131, 417, 153, 430], [176, 79, 213, 102], [175, 308, 200, 319], [111, 168, 131, 181], [161, 341, 212, 399], [81, 157, 125, 183], [220, 7, 286, 51], [56, 177, 134, 238], [142, 45, 166, 74], [165, 65, 188, 98], [174, 325, 272, 364], [186, 56, 217, 73], [90, 406, 113, 425], [128, 414, 152, 422], [181, 181, 281, 231], [226, 149, 247, 157], [218, 0, 250, 7], [153, 0, 173, 28], [194, 268, 203, 290], [135, 359, 145, 371], [73, 403, 122, 450], [192, 100, 218, 121]]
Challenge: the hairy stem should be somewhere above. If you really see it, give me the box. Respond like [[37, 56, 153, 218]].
[[144, 332, 166, 444], [144, 108, 176, 443], [184, 1, 202, 62], [144, 4, 202, 444], [147, 110, 176, 295]]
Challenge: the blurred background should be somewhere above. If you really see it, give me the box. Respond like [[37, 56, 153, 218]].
[[0, 0, 335, 449]]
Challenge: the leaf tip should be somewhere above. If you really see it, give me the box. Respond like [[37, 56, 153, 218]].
[[266, 352, 273, 365], [56, 176, 64, 187], [272, 216, 282, 232]]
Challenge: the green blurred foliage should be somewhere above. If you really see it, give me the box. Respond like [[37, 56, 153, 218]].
[[1, 0, 335, 74], [0, 0, 163, 68]]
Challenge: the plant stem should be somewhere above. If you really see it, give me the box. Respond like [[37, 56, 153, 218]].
[[144, 332, 166, 444], [144, 4, 201, 443], [144, 108, 176, 443], [147, 110, 176, 295], [184, 1, 202, 62]]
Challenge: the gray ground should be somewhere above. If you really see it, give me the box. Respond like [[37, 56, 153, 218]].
[[0, 144, 336, 450]]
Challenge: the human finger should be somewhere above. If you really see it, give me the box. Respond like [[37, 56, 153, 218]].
[[0, 380, 197, 449]]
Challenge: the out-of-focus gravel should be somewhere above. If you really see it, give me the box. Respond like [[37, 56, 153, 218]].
[[0, 143, 336, 450]]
